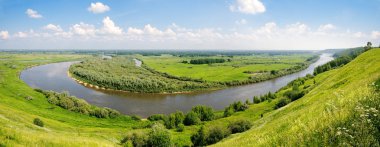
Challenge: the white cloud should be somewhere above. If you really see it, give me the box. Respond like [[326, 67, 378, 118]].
[[26, 9, 43, 18], [44, 24, 63, 32], [235, 19, 248, 25], [318, 24, 336, 32], [70, 22, 96, 36], [99, 17, 123, 35], [354, 32, 365, 38], [14, 32, 28, 38], [0, 31, 9, 40], [88, 2, 110, 14], [286, 22, 310, 34], [371, 31, 380, 39], [230, 0, 266, 14]]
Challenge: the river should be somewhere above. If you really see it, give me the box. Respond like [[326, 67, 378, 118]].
[[20, 53, 333, 117]]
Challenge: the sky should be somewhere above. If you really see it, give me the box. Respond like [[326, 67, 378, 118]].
[[0, 0, 379, 50]]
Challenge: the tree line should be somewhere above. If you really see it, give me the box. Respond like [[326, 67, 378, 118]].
[[189, 58, 227, 64]]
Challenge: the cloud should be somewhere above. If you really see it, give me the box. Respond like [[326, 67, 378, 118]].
[[99, 17, 123, 35], [230, 0, 266, 14], [235, 19, 248, 25], [44, 24, 63, 32], [286, 22, 310, 34], [88, 2, 110, 14], [371, 31, 380, 39], [318, 24, 336, 32], [0, 31, 9, 40], [70, 22, 96, 36], [14, 32, 28, 38], [26, 9, 43, 18]]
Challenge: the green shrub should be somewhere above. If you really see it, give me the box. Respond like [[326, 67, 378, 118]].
[[148, 114, 166, 121], [275, 98, 291, 109], [184, 111, 201, 126], [33, 118, 44, 127], [147, 123, 171, 147], [191, 105, 215, 121], [253, 96, 261, 104], [191, 126, 207, 146], [176, 124, 185, 132], [121, 132, 147, 147], [223, 107, 234, 117], [163, 114, 176, 129], [284, 90, 305, 101], [173, 111, 185, 126], [206, 126, 230, 145], [131, 115, 141, 121], [228, 119, 252, 133]]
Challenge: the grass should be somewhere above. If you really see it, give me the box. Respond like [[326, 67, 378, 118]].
[[0, 49, 378, 146], [212, 48, 380, 146], [141, 54, 314, 82]]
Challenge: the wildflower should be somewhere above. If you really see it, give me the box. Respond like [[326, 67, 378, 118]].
[[336, 131, 342, 136]]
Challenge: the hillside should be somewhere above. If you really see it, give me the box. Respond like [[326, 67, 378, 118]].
[[214, 48, 380, 146], [0, 49, 378, 146]]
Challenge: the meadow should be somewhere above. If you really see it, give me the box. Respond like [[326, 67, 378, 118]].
[[0, 48, 378, 146], [141, 54, 315, 82]]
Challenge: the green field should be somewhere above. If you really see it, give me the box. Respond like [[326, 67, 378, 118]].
[[141, 54, 314, 82], [0, 49, 379, 146]]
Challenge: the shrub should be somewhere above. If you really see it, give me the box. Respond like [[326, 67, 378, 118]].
[[231, 101, 248, 112], [176, 124, 185, 132], [131, 115, 141, 121], [275, 98, 291, 109], [148, 114, 166, 121], [191, 105, 215, 121], [147, 123, 171, 147], [121, 132, 147, 147], [228, 119, 252, 133], [33, 118, 44, 127], [191, 126, 207, 146], [206, 126, 230, 145], [284, 90, 305, 101], [173, 111, 185, 126], [164, 114, 176, 129], [253, 96, 261, 104], [223, 107, 234, 117], [184, 111, 201, 126]]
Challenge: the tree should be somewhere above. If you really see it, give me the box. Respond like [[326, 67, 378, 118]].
[[191, 105, 214, 121], [275, 98, 291, 109], [206, 126, 230, 145], [228, 119, 252, 133], [147, 123, 171, 147], [365, 42, 372, 51], [184, 111, 201, 125]]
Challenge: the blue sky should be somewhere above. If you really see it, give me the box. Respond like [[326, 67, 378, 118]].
[[0, 0, 379, 50]]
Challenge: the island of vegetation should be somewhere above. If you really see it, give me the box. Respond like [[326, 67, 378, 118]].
[[69, 51, 319, 93]]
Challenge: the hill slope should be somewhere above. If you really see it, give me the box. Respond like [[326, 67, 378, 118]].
[[214, 48, 380, 146]]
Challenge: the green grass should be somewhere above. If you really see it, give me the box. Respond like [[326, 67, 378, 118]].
[[0, 49, 378, 146], [212, 48, 380, 146], [141, 54, 314, 82]]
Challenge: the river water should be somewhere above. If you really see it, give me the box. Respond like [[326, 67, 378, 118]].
[[20, 54, 333, 117]]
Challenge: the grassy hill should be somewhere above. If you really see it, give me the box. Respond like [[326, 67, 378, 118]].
[[213, 48, 380, 146], [0, 49, 378, 146]]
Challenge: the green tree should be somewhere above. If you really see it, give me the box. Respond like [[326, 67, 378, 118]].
[[147, 123, 171, 147], [184, 111, 201, 126], [191, 105, 214, 121], [33, 118, 44, 127]]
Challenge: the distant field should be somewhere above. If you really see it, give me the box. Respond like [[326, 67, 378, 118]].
[[141, 54, 314, 82]]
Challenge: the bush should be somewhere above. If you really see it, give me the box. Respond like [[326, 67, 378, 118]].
[[176, 124, 185, 132], [284, 90, 305, 101], [223, 107, 234, 117], [173, 111, 185, 126], [184, 111, 201, 126], [33, 118, 44, 127], [121, 132, 147, 147], [148, 114, 166, 121], [131, 115, 141, 121], [206, 126, 230, 145], [228, 119, 252, 133], [253, 96, 261, 104], [275, 98, 291, 109], [191, 105, 215, 121], [147, 123, 171, 147], [191, 126, 207, 146]]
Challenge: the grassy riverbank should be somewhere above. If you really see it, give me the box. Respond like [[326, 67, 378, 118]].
[[0, 49, 378, 146]]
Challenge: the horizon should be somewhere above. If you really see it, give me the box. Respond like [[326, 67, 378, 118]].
[[0, 0, 380, 50]]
